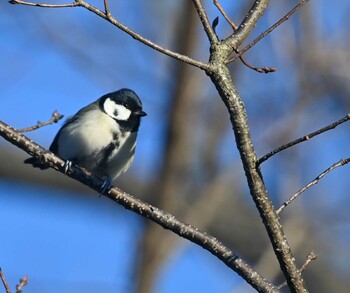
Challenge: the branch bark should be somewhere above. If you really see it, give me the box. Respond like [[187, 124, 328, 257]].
[[0, 121, 278, 293], [206, 59, 306, 293]]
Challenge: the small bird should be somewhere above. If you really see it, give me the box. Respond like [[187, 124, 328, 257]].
[[24, 88, 147, 185]]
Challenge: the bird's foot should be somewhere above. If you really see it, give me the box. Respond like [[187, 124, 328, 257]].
[[63, 160, 73, 174], [99, 176, 112, 197]]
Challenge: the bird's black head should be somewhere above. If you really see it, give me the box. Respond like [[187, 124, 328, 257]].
[[99, 88, 147, 132]]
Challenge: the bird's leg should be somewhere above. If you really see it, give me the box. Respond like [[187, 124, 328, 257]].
[[99, 176, 112, 197], [63, 160, 73, 174]]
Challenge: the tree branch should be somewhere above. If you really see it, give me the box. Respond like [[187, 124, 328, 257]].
[[16, 275, 28, 293], [207, 60, 306, 293], [0, 268, 11, 293], [17, 111, 64, 133], [258, 114, 350, 165], [9, 0, 209, 70], [277, 251, 317, 290], [221, 0, 271, 52], [227, 0, 310, 64], [9, 0, 79, 8], [205, 1, 307, 291], [213, 0, 236, 31], [213, 0, 276, 74], [192, 0, 219, 44], [0, 120, 278, 293], [276, 158, 350, 215]]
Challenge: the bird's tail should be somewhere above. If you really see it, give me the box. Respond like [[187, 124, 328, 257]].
[[24, 157, 50, 170]]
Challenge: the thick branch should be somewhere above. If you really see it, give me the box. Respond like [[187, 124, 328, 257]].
[[207, 61, 306, 293], [0, 120, 278, 293], [198, 1, 306, 291]]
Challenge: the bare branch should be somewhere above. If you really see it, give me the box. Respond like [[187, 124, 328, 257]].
[[277, 158, 350, 215], [258, 114, 350, 165], [213, 1, 276, 74], [0, 268, 11, 293], [0, 120, 278, 293], [192, 0, 219, 44], [213, 0, 236, 30], [17, 111, 64, 133], [9, 0, 209, 70], [9, 0, 79, 8], [238, 57, 276, 73], [16, 275, 28, 293], [103, 0, 111, 19], [221, 0, 271, 52], [300, 251, 317, 272], [227, 0, 310, 64]]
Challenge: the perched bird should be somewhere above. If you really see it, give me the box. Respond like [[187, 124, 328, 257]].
[[24, 88, 147, 184]]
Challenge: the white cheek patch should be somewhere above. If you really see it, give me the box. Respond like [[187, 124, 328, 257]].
[[103, 98, 131, 121]]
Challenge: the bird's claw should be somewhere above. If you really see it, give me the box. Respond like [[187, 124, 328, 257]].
[[99, 177, 112, 197], [64, 160, 72, 174]]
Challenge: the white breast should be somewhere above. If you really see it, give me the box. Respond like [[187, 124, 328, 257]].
[[57, 109, 119, 163]]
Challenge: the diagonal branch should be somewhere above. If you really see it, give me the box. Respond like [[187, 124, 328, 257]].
[[0, 120, 278, 293], [9, 0, 209, 70], [213, 0, 236, 30], [227, 0, 310, 64], [276, 158, 350, 215], [192, 0, 219, 44], [213, 0, 276, 74], [258, 114, 350, 165], [207, 62, 306, 292], [0, 268, 11, 293], [222, 0, 271, 52], [9, 0, 79, 7], [17, 111, 64, 133]]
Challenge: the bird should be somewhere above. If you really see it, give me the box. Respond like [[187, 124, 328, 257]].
[[24, 88, 147, 187]]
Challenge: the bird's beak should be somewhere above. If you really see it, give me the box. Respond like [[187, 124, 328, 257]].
[[135, 110, 147, 117]]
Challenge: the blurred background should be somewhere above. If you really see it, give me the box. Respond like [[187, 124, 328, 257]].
[[1, 0, 350, 292]]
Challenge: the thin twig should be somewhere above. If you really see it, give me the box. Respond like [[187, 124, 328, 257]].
[[276, 158, 350, 215], [0, 268, 11, 293], [300, 251, 317, 272], [227, 0, 310, 64], [238, 57, 276, 73], [9, 0, 209, 70], [15, 275, 28, 293], [192, 0, 219, 44], [103, 0, 111, 19], [213, 0, 237, 30], [258, 114, 350, 165], [213, 0, 276, 73], [9, 0, 79, 8], [17, 111, 64, 133], [277, 251, 317, 289], [0, 120, 278, 293]]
